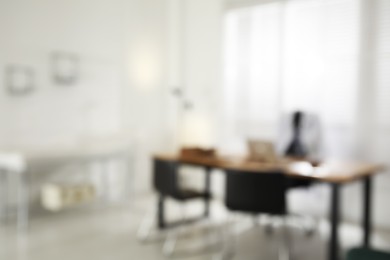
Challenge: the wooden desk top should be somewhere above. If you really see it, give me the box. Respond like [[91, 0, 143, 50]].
[[154, 154, 385, 184]]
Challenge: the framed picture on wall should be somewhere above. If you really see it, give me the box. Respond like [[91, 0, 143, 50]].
[[51, 51, 79, 86], [5, 65, 35, 96]]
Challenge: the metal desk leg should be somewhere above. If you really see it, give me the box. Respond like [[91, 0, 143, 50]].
[[363, 176, 372, 247], [158, 194, 166, 229], [329, 183, 341, 260], [0, 170, 8, 223], [17, 170, 29, 234], [204, 167, 211, 218], [99, 158, 111, 204]]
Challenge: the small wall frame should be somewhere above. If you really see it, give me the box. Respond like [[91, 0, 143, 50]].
[[51, 51, 79, 86], [5, 65, 35, 96]]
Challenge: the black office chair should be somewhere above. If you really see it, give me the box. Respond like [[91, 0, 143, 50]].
[[282, 111, 319, 235], [137, 159, 210, 256], [284, 111, 316, 189], [217, 169, 291, 260], [153, 159, 210, 202]]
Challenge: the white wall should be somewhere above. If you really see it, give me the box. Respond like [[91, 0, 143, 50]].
[[164, 0, 225, 194], [0, 0, 172, 199], [166, 0, 224, 148], [182, 0, 223, 147], [120, 0, 173, 194], [0, 0, 126, 149]]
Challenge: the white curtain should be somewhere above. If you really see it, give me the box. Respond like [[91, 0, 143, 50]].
[[372, 0, 390, 161], [223, 0, 362, 158]]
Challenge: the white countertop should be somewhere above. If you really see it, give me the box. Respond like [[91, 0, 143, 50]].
[[0, 135, 135, 171]]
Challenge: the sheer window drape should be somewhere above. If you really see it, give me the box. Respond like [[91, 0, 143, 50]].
[[222, 0, 362, 158]]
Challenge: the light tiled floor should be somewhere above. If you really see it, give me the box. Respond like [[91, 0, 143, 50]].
[[1, 196, 389, 260]]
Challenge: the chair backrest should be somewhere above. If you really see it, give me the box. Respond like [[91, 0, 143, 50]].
[[225, 170, 287, 215], [153, 159, 180, 198]]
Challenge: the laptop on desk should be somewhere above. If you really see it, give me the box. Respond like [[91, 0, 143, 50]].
[[247, 139, 278, 163]]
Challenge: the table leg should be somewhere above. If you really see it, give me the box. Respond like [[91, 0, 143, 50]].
[[158, 194, 166, 229], [0, 171, 6, 224], [100, 158, 111, 203], [17, 170, 29, 234], [204, 167, 211, 218], [0, 170, 8, 223], [329, 183, 341, 260], [363, 176, 372, 247]]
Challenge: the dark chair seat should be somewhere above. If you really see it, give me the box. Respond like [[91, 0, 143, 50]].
[[347, 248, 390, 260], [288, 177, 314, 189], [153, 158, 210, 201], [151, 159, 214, 256], [219, 170, 291, 260], [225, 170, 287, 215], [173, 189, 210, 201]]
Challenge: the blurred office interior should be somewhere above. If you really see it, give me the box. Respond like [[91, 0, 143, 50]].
[[0, 0, 390, 259]]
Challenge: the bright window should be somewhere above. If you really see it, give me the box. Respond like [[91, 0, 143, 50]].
[[222, 0, 361, 157]]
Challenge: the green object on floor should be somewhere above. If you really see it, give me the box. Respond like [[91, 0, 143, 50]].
[[347, 248, 390, 260]]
